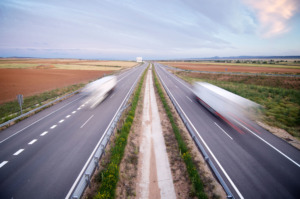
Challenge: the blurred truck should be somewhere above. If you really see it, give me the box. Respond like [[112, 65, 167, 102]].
[[192, 82, 260, 122], [82, 75, 117, 109]]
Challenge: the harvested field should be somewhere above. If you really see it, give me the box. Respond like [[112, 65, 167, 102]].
[[162, 62, 300, 74], [176, 71, 300, 90], [0, 68, 112, 104], [0, 58, 138, 70]]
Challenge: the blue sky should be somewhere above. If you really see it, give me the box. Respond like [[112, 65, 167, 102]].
[[0, 0, 299, 60]]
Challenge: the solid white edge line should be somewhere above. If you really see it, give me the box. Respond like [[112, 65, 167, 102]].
[[59, 119, 64, 123], [80, 115, 94, 128], [0, 161, 8, 168], [40, 131, 48, 136], [13, 149, 24, 156], [28, 139, 37, 145], [214, 122, 233, 140], [0, 96, 84, 144], [159, 64, 193, 92], [65, 64, 145, 199], [233, 119, 300, 168], [50, 125, 57, 129], [156, 65, 244, 199]]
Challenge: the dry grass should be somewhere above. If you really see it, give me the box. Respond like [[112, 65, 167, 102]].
[[0, 58, 138, 71]]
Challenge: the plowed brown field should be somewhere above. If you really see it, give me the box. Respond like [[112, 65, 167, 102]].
[[0, 69, 112, 104], [162, 62, 300, 74]]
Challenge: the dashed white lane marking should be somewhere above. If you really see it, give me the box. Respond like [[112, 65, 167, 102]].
[[40, 131, 48, 136], [186, 96, 193, 103], [50, 125, 57, 129], [0, 95, 84, 145], [175, 85, 178, 88], [109, 94, 115, 99], [0, 161, 8, 168], [13, 149, 24, 156], [59, 119, 64, 123], [214, 122, 233, 140], [28, 139, 37, 145], [156, 65, 244, 199], [80, 115, 94, 128], [65, 64, 145, 199], [72, 111, 76, 114], [77, 107, 81, 110], [66, 115, 71, 118]]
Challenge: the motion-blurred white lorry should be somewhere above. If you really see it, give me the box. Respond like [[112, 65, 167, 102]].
[[192, 82, 260, 122], [82, 75, 117, 109]]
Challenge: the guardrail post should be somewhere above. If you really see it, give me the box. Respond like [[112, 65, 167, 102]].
[[85, 173, 91, 188], [94, 157, 99, 169]]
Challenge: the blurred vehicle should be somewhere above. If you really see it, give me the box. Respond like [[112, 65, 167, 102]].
[[192, 82, 260, 122], [82, 75, 117, 109]]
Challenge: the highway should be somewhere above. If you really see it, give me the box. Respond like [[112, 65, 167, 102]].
[[0, 63, 147, 199], [154, 62, 300, 199]]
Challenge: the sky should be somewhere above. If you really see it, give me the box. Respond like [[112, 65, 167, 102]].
[[0, 0, 299, 60]]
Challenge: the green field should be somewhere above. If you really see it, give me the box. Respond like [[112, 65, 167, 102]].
[[176, 72, 300, 139]]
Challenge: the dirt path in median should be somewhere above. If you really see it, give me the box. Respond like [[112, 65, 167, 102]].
[[117, 65, 226, 198], [136, 66, 176, 198]]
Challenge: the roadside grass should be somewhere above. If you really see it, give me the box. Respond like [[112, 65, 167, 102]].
[[94, 65, 148, 199], [153, 66, 207, 199], [177, 72, 300, 139], [0, 83, 84, 124], [178, 71, 300, 90], [0, 63, 40, 69]]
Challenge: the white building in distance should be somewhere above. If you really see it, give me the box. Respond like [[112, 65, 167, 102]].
[[136, 57, 143, 62]]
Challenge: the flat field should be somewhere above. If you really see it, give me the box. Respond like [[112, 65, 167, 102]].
[[161, 61, 300, 74], [0, 68, 111, 104], [0, 58, 138, 71], [0, 58, 139, 104]]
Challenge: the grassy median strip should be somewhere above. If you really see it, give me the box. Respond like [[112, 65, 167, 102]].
[[94, 66, 148, 199], [152, 66, 207, 199]]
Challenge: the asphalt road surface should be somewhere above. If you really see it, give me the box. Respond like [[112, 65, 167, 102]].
[[154, 62, 300, 199], [0, 63, 147, 199]]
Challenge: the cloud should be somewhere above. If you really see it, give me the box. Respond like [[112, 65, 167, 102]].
[[182, 0, 256, 34], [243, 0, 299, 37]]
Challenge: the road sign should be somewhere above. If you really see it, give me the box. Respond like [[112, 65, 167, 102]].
[[17, 94, 23, 114]]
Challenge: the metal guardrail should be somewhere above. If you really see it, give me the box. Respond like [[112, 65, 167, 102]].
[[67, 65, 146, 199], [0, 89, 82, 129], [154, 64, 234, 199]]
